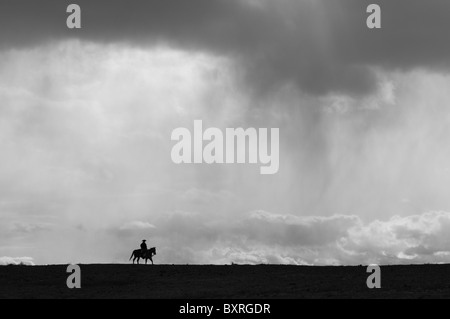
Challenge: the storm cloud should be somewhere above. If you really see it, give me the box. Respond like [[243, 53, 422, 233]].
[[1, 0, 450, 95], [2, 1, 450, 265]]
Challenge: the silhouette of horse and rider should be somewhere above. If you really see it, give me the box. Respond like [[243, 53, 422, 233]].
[[129, 240, 157, 265]]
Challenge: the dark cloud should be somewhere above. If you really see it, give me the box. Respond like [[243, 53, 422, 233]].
[[235, 211, 359, 247], [1, 0, 450, 95]]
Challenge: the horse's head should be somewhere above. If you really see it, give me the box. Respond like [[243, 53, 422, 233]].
[[151, 247, 157, 255]]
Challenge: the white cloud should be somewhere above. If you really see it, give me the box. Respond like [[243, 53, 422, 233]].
[[0, 257, 35, 266], [113, 210, 450, 266]]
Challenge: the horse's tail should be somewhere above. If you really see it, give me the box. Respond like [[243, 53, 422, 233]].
[[129, 251, 135, 261]]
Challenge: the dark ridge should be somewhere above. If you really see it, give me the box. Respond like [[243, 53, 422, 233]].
[[1, 264, 450, 299]]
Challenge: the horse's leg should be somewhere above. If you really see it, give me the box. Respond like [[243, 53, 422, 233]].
[[150, 256, 153, 265]]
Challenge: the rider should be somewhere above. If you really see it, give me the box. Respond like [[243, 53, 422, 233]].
[[140, 240, 148, 256]]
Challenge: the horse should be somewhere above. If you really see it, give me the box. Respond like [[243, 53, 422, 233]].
[[129, 247, 157, 265]]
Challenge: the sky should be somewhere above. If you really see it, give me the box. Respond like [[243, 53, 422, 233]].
[[2, 0, 450, 266]]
